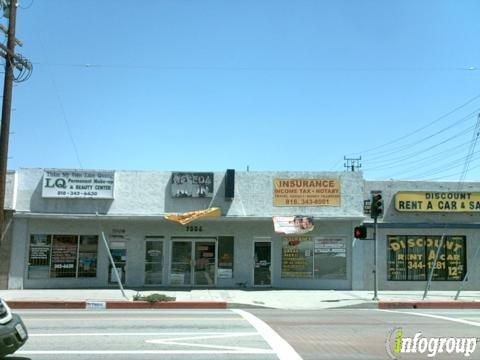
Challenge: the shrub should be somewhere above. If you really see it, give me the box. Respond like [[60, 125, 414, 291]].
[[133, 293, 176, 303]]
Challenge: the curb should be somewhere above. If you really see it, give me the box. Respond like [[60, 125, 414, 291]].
[[7, 301, 86, 309], [379, 301, 480, 309], [7, 300, 227, 310]]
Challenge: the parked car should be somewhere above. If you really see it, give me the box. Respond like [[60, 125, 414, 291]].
[[0, 298, 28, 357]]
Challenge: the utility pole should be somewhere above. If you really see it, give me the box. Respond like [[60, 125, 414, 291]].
[[0, 1, 31, 289], [344, 156, 362, 172], [0, 0, 18, 245]]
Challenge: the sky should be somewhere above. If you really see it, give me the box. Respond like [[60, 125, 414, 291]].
[[4, 0, 480, 181]]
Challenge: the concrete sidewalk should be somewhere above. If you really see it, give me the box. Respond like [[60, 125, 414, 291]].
[[0, 289, 479, 309]]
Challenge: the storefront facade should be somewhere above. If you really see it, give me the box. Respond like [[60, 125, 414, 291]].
[[6, 168, 364, 289], [5, 169, 479, 291], [363, 180, 480, 291]]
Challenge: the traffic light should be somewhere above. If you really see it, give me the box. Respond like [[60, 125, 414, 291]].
[[371, 193, 384, 218], [354, 225, 367, 239]]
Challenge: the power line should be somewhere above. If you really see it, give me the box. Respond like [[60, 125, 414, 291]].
[[30, 62, 480, 73], [365, 122, 476, 173], [43, 64, 83, 168], [367, 138, 475, 173], [362, 110, 479, 164], [349, 92, 480, 157]]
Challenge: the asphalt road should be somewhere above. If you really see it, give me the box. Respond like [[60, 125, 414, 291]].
[[251, 308, 480, 360], [5, 309, 296, 360], [4, 308, 480, 360]]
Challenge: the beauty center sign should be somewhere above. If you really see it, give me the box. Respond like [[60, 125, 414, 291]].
[[42, 169, 115, 199], [395, 191, 480, 212]]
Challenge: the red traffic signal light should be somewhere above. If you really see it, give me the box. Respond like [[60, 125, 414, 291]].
[[354, 225, 367, 239]]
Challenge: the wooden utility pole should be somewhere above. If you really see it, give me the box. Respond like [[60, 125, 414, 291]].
[[0, 0, 17, 245]]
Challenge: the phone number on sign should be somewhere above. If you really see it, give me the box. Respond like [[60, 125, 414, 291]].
[[57, 191, 99, 197], [53, 263, 74, 270], [284, 199, 330, 205]]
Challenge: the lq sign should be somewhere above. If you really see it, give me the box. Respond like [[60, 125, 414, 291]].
[[42, 169, 115, 199]]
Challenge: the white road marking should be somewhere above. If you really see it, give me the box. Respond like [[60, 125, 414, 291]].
[[146, 332, 258, 342], [29, 332, 256, 337], [146, 332, 269, 353], [233, 309, 303, 360], [17, 350, 275, 355], [377, 309, 480, 327]]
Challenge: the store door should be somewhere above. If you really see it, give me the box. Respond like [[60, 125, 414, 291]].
[[254, 241, 272, 286], [145, 239, 164, 285], [171, 239, 216, 286], [108, 241, 126, 285]]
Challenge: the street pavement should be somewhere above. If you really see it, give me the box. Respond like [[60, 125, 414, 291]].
[[4, 308, 480, 360], [251, 308, 480, 359], [8, 309, 299, 360], [0, 289, 479, 309]]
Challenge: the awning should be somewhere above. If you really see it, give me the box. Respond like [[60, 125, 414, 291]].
[[164, 207, 221, 225]]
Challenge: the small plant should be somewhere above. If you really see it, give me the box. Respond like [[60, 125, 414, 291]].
[[133, 292, 176, 303]]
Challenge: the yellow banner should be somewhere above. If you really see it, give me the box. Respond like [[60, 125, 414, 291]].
[[273, 179, 340, 207], [395, 192, 480, 212], [164, 207, 221, 225]]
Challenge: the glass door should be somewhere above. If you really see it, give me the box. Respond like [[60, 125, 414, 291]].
[[171, 241, 192, 286], [171, 239, 217, 286], [108, 241, 126, 284], [254, 241, 271, 286], [145, 239, 164, 285], [194, 241, 216, 286]]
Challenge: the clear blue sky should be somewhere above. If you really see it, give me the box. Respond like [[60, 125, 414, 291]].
[[5, 0, 480, 181]]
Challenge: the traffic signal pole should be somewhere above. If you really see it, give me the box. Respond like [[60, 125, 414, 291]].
[[372, 215, 378, 300], [370, 192, 382, 301]]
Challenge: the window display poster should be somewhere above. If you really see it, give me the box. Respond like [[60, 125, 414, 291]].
[[387, 235, 466, 281], [50, 235, 77, 277], [281, 236, 313, 278]]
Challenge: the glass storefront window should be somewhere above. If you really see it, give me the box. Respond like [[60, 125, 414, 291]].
[[446, 236, 466, 281], [171, 241, 192, 286], [28, 235, 51, 279], [218, 236, 234, 279], [387, 236, 407, 281], [28, 234, 98, 279], [50, 235, 78, 278], [314, 237, 346, 279], [387, 235, 466, 281], [407, 236, 426, 281], [78, 235, 98, 278], [426, 236, 447, 280], [282, 236, 313, 279]]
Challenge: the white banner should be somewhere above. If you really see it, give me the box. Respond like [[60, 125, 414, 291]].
[[42, 169, 115, 199], [314, 238, 346, 254], [273, 216, 314, 235]]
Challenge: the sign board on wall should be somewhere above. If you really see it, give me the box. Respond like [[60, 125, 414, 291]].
[[42, 169, 115, 199], [395, 192, 480, 212], [273, 179, 341, 207], [171, 172, 214, 198]]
